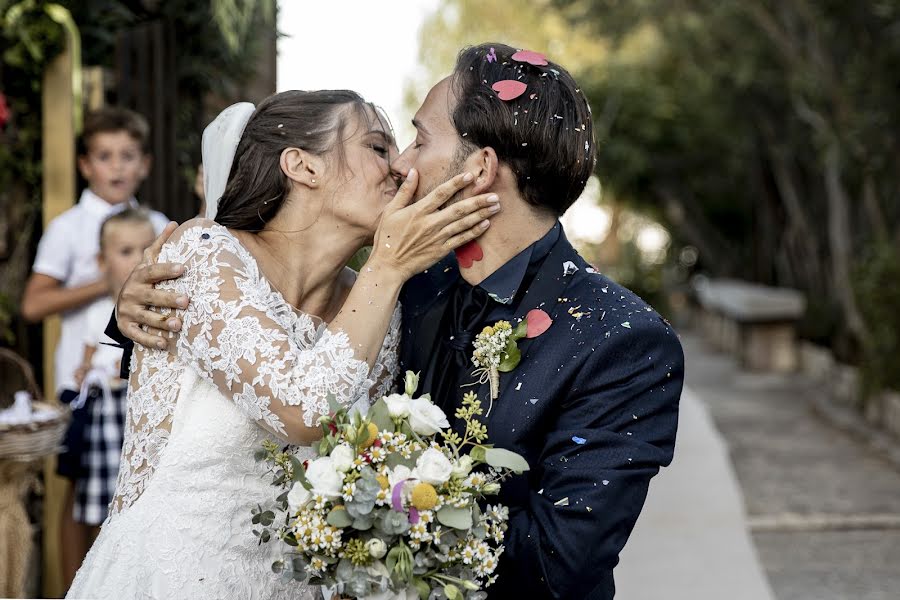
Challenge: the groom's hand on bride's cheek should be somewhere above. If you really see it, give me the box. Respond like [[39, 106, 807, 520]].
[[117, 221, 190, 350]]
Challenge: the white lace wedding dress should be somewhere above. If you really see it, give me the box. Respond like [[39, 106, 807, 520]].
[[67, 221, 400, 600]]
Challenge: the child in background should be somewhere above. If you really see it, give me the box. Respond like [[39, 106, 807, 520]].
[[71, 209, 156, 534], [20, 107, 169, 588]]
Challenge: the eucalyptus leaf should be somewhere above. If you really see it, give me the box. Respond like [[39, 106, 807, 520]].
[[326, 507, 353, 528], [444, 584, 462, 600], [413, 577, 430, 599], [484, 447, 530, 473], [436, 506, 473, 530], [368, 398, 393, 433], [288, 456, 312, 489], [469, 446, 487, 463], [498, 341, 521, 372]]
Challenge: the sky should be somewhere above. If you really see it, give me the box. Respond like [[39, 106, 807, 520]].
[[277, 0, 440, 146]]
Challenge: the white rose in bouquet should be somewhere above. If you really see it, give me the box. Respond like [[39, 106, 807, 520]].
[[383, 393, 411, 419], [286, 481, 311, 513], [407, 397, 450, 436], [414, 448, 453, 485], [365, 538, 387, 559], [304, 457, 343, 498], [330, 443, 355, 473]]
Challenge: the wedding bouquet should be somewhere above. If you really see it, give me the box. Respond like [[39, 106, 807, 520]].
[[252, 372, 529, 600]]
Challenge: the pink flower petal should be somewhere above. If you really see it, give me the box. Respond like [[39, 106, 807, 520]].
[[511, 50, 549, 66], [455, 240, 484, 269], [491, 80, 528, 101], [526, 309, 553, 338]]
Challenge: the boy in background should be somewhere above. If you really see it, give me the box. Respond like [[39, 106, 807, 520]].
[[21, 107, 169, 587]]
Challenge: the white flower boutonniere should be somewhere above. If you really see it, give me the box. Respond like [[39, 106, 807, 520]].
[[470, 309, 553, 414]]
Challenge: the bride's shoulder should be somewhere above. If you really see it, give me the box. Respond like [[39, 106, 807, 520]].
[[159, 217, 243, 260]]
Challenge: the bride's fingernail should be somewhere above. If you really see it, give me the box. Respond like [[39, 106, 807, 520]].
[[481, 219, 491, 228], [489, 204, 501, 213], [463, 173, 474, 183], [176, 296, 189, 309], [487, 194, 499, 203], [156, 340, 166, 350], [167, 318, 180, 330], [171, 265, 183, 275]]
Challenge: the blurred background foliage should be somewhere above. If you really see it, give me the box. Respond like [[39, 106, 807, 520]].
[[409, 0, 900, 393], [0, 0, 274, 347]]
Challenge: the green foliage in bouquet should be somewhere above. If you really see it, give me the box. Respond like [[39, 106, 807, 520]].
[[253, 372, 529, 599]]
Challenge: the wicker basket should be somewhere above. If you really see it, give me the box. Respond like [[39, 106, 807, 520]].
[[0, 348, 70, 461]]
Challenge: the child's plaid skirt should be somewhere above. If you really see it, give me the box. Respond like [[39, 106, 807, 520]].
[[72, 384, 127, 525]]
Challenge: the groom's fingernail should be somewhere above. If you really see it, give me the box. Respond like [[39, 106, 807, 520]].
[[463, 173, 474, 183]]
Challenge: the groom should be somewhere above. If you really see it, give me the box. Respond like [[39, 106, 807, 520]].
[[112, 43, 683, 599]]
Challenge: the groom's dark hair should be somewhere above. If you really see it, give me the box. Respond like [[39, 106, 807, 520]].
[[450, 43, 595, 216], [214, 90, 383, 231]]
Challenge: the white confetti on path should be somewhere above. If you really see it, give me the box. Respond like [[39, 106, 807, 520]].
[[616, 389, 776, 600]]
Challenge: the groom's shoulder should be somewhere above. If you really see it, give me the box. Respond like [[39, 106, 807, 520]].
[[559, 254, 680, 358]]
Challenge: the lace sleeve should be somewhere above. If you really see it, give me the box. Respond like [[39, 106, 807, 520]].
[[363, 302, 401, 403], [161, 221, 372, 441]]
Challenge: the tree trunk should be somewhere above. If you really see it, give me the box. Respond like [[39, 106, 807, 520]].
[[653, 185, 737, 276], [823, 142, 869, 344]]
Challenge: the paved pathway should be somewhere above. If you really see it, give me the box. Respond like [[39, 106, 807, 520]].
[[616, 388, 776, 600], [617, 332, 900, 600]]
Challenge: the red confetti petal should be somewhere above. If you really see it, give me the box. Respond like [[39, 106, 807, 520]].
[[512, 50, 549, 66], [455, 240, 484, 269], [491, 80, 527, 101], [525, 309, 553, 338]]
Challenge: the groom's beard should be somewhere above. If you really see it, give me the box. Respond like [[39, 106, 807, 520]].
[[417, 147, 469, 208]]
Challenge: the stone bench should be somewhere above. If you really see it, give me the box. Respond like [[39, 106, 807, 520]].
[[692, 277, 806, 372]]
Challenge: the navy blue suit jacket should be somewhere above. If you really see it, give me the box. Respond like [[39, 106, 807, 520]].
[[399, 228, 684, 599]]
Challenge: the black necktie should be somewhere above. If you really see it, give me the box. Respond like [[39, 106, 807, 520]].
[[420, 280, 494, 414]]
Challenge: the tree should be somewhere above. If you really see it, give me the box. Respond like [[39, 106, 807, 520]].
[[554, 0, 900, 362]]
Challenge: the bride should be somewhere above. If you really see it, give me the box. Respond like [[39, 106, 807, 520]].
[[66, 91, 500, 599]]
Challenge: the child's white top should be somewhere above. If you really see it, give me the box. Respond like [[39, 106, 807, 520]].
[[82, 296, 126, 389], [32, 188, 169, 392]]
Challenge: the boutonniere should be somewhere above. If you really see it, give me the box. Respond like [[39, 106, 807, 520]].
[[470, 309, 553, 415]]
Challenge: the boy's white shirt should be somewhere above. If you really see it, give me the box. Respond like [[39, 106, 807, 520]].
[[32, 188, 169, 392]]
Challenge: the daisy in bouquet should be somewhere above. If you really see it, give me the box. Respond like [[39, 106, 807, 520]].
[[251, 371, 529, 600]]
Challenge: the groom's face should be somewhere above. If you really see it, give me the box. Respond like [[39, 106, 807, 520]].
[[392, 77, 469, 203]]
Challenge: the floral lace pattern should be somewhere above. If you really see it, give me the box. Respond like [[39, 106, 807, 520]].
[[109, 220, 400, 517]]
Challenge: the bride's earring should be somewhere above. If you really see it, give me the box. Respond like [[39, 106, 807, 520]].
[[311, 179, 316, 183]]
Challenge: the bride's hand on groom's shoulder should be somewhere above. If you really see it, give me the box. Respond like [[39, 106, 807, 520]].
[[368, 168, 500, 282], [117, 220, 190, 350]]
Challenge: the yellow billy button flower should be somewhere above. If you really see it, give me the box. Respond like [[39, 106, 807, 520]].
[[361, 422, 379, 449], [411, 482, 438, 510]]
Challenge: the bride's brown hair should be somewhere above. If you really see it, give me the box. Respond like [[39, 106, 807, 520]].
[[213, 90, 377, 231]]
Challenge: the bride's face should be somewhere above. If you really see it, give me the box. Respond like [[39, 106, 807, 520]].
[[324, 106, 399, 238]]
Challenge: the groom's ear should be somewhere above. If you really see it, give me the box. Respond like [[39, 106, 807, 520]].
[[468, 146, 499, 194], [280, 147, 321, 188]]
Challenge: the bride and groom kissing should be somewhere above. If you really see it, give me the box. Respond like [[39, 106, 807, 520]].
[[67, 43, 684, 599]]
